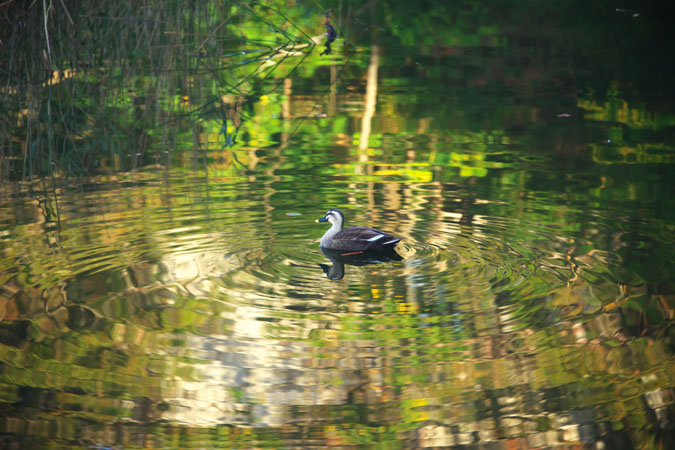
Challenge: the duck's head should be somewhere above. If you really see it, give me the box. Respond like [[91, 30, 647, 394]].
[[316, 208, 344, 228]]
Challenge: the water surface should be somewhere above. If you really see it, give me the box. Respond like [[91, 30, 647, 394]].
[[1, 1, 674, 449]]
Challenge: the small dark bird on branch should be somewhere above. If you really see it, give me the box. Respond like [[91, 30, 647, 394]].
[[320, 10, 337, 56]]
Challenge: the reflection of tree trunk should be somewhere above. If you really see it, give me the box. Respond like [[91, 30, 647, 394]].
[[282, 77, 292, 143], [459, 195, 475, 226], [358, 45, 379, 171], [360, 45, 379, 218], [262, 79, 291, 242], [191, 122, 201, 173], [329, 65, 337, 116]]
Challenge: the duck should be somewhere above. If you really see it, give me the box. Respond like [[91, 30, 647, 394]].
[[315, 208, 401, 252]]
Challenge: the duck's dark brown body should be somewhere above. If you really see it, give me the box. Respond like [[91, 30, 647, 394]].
[[323, 226, 400, 251], [317, 209, 401, 252]]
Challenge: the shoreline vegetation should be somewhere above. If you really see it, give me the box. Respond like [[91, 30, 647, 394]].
[[1, 1, 673, 182], [0, 0, 318, 181]]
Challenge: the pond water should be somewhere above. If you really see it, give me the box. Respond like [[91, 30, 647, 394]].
[[1, 2, 674, 449]]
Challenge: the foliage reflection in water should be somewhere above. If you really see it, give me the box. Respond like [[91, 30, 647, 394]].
[[1, 1, 675, 449]]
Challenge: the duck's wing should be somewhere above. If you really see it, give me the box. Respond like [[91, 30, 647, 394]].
[[331, 226, 401, 251]]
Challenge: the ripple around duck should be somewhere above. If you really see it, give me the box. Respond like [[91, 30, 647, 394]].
[[381, 217, 577, 302], [2, 171, 634, 330], [13, 202, 560, 324]]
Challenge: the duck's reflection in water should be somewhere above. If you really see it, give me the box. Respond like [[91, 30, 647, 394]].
[[319, 247, 403, 280]]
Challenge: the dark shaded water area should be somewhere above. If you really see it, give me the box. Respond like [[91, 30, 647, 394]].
[[1, 1, 674, 449]]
